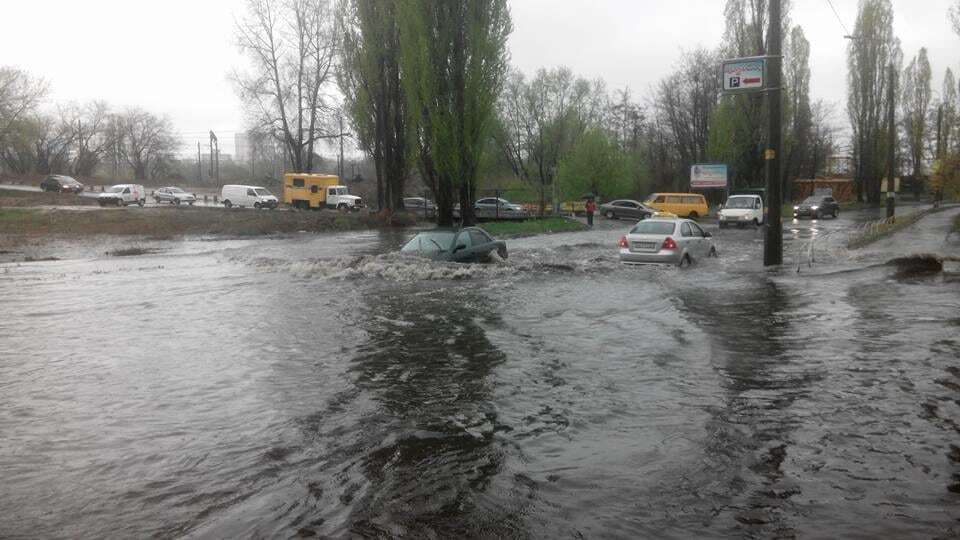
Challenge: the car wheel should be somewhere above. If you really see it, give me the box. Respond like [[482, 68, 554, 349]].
[[688, 211, 699, 219], [709, 246, 718, 258], [174, 198, 181, 206], [812, 210, 819, 219], [254, 202, 262, 210], [678, 254, 692, 267], [224, 200, 232, 209], [138, 199, 145, 207], [605, 210, 615, 219], [833, 209, 839, 218], [753, 219, 760, 227], [117, 199, 125, 207], [338, 204, 348, 213]]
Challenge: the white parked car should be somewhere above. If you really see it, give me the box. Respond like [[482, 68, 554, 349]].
[[718, 194, 764, 228], [618, 214, 717, 266], [98, 184, 146, 207], [221, 184, 278, 209]]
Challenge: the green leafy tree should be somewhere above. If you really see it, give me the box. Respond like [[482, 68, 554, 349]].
[[846, 0, 901, 203], [557, 129, 632, 201], [399, 0, 512, 226], [338, 0, 408, 211], [900, 48, 931, 179]]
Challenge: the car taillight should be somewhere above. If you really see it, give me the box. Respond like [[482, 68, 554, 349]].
[[662, 237, 677, 250], [618, 236, 628, 249]]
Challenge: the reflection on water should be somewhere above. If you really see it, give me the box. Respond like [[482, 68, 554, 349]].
[[2, 210, 960, 538]]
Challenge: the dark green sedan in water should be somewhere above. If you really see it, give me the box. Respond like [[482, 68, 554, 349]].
[[400, 227, 508, 262]]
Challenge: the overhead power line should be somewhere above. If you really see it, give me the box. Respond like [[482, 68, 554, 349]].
[[824, 0, 851, 36]]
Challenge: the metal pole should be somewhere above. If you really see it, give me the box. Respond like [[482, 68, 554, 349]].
[[763, 0, 783, 266], [197, 141, 202, 183], [885, 63, 896, 220], [338, 112, 344, 181]]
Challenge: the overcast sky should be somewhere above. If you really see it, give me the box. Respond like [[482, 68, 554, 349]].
[[1, 0, 957, 156]]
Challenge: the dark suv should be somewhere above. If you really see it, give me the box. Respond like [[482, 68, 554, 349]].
[[793, 196, 840, 219], [40, 175, 84, 193]]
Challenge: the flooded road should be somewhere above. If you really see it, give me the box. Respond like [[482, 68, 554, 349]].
[[2, 209, 960, 538]]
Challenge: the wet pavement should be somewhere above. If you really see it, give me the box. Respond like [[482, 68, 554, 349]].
[[2, 208, 960, 538]]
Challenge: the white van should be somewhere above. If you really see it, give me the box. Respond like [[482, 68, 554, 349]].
[[98, 184, 146, 207], [718, 194, 764, 228], [221, 185, 279, 209]]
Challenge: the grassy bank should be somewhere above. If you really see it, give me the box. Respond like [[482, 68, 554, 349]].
[[0, 188, 98, 207], [481, 217, 587, 237], [0, 206, 384, 245]]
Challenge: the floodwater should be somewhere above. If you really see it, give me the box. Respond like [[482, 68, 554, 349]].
[[2, 208, 959, 538]]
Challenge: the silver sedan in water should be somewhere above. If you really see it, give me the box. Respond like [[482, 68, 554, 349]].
[[618, 217, 717, 266]]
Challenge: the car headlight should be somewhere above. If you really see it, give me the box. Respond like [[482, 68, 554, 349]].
[[793, 206, 799, 210], [811, 206, 819, 210]]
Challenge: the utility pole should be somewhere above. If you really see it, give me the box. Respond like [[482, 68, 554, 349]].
[[338, 112, 345, 181], [885, 63, 896, 219], [763, 0, 783, 266], [209, 131, 220, 187], [197, 141, 202, 183]]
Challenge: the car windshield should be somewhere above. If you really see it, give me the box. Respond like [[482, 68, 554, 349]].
[[107, 186, 124, 193], [725, 197, 755, 209], [401, 231, 456, 254], [254, 188, 272, 196], [802, 197, 821, 205], [169, 187, 185, 193], [630, 221, 676, 235]]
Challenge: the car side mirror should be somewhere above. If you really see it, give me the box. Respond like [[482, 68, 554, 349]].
[[703, 232, 712, 238], [453, 244, 467, 253]]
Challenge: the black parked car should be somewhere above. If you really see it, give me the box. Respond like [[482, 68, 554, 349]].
[[40, 175, 84, 193], [400, 227, 507, 262], [793, 196, 840, 219], [599, 199, 655, 221]]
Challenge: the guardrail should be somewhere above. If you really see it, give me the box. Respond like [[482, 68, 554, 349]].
[[846, 204, 956, 249]]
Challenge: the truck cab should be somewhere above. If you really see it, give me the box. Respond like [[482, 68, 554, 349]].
[[283, 173, 363, 211]]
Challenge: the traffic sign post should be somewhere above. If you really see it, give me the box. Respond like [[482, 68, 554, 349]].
[[721, 57, 767, 94], [720, 3, 782, 267]]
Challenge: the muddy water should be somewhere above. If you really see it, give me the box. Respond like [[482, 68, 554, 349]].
[[2, 211, 960, 538]]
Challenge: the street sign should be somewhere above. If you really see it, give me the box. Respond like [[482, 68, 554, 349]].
[[722, 57, 766, 93], [691, 164, 728, 189]]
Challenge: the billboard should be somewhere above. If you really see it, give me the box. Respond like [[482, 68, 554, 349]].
[[722, 57, 766, 93], [691, 164, 728, 189]]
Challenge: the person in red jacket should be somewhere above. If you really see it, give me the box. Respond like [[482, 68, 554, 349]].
[[585, 198, 597, 227]]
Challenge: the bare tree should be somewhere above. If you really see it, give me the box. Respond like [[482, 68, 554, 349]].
[[807, 100, 839, 178], [0, 67, 48, 141], [117, 108, 178, 180], [653, 48, 719, 189], [493, 67, 605, 214], [234, 0, 338, 174], [60, 101, 112, 177]]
